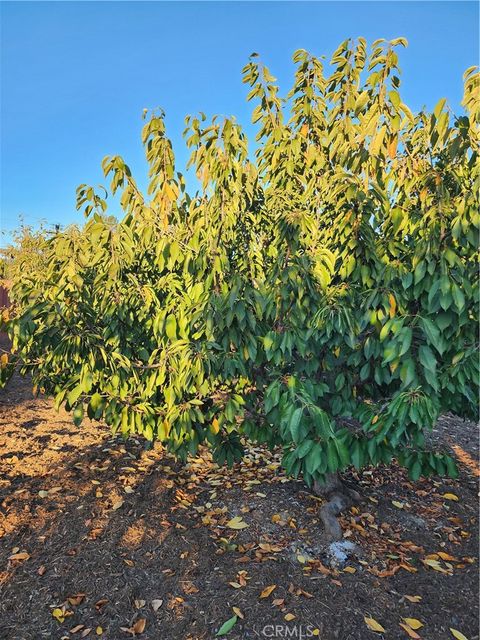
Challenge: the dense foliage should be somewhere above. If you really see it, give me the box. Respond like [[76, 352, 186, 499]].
[[0, 224, 50, 284], [1, 39, 478, 486]]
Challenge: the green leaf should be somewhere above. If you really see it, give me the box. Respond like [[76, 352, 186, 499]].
[[296, 439, 314, 458], [67, 385, 83, 407], [419, 345, 436, 373], [451, 283, 465, 312], [398, 327, 412, 356], [165, 314, 177, 340], [289, 407, 303, 443], [216, 615, 238, 636]]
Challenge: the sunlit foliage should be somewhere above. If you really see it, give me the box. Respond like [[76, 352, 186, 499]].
[[2, 39, 478, 485]]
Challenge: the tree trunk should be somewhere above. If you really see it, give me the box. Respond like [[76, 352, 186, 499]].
[[313, 472, 361, 541]]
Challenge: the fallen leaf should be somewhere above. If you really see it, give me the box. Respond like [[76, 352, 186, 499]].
[[404, 595, 422, 603], [38, 490, 49, 498], [8, 552, 29, 561], [52, 608, 66, 623], [124, 486, 134, 494], [151, 599, 163, 612], [284, 613, 296, 621], [437, 551, 456, 561], [216, 615, 237, 636], [443, 493, 458, 501], [260, 584, 277, 598], [392, 500, 404, 509], [132, 618, 146, 634], [403, 618, 423, 630], [81, 629, 92, 638], [232, 606, 244, 619], [450, 630, 469, 640], [112, 499, 124, 510], [229, 582, 243, 589], [96, 628, 103, 636], [400, 623, 421, 639], [226, 516, 249, 530], [364, 617, 385, 633], [343, 566, 356, 574], [38, 565, 47, 576], [70, 625, 85, 633]]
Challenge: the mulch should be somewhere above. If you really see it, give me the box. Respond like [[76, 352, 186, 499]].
[[0, 372, 478, 640]]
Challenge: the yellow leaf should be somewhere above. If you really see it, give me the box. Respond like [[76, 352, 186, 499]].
[[404, 595, 422, 603], [271, 514, 282, 523], [450, 630, 469, 640], [229, 582, 242, 589], [312, 631, 320, 637], [38, 490, 49, 498], [403, 618, 423, 630], [423, 558, 448, 573], [226, 516, 249, 530], [388, 136, 398, 160], [284, 613, 296, 621], [52, 608, 65, 623], [96, 627, 103, 635], [211, 417, 220, 434], [400, 623, 421, 639], [111, 499, 124, 510], [164, 182, 177, 201], [364, 617, 385, 633], [371, 415, 379, 425], [260, 584, 277, 598], [296, 555, 307, 564], [343, 566, 356, 574], [388, 293, 397, 318], [437, 551, 456, 561], [392, 500, 404, 509], [232, 606, 244, 619], [124, 486, 134, 494], [443, 493, 458, 501]]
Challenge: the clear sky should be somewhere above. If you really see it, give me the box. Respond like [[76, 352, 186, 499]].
[[1, 1, 478, 247]]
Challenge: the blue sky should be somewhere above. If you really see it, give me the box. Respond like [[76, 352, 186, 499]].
[[1, 1, 478, 247]]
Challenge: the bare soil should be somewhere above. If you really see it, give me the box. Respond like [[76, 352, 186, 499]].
[[0, 372, 478, 640]]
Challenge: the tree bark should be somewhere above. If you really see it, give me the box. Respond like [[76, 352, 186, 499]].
[[313, 472, 361, 541]]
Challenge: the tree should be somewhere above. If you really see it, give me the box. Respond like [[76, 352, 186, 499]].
[[1, 39, 478, 536], [0, 223, 50, 285]]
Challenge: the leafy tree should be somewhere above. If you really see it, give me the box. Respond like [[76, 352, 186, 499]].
[[1, 39, 478, 534], [0, 223, 50, 285]]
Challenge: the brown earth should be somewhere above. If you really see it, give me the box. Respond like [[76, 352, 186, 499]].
[[0, 372, 478, 640]]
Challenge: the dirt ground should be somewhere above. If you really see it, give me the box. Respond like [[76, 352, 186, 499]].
[[0, 372, 478, 640]]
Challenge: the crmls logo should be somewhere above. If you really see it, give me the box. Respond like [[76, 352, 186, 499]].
[[253, 624, 318, 638]]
